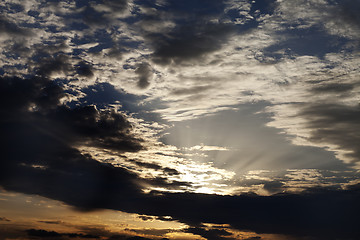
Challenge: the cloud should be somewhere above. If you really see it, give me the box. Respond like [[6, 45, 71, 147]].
[[0, 217, 11, 222], [185, 226, 234, 240], [0, 74, 146, 209], [26, 229, 64, 238], [0, 15, 32, 36], [310, 83, 354, 93], [135, 63, 152, 89], [299, 103, 360, 165], [35, 54, 72, 77], [1, 1, 360, 239], [129, 159, 180, 176], [262, 181, 284, 194], [2, 76, 358, 240], [171, 85, 213, 96], [150, 22, 235, 65], [75, 61, 94, 78], [328, 0, 360, 34]]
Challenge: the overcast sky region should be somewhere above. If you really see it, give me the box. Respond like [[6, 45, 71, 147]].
[[1, 0, 360, 239]]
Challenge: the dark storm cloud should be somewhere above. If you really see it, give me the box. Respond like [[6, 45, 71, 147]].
[[135, 63, 152, 89], [300, 103, 360, 164]]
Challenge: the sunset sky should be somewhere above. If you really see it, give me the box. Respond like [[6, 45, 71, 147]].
[[1, 0, 360, 239]]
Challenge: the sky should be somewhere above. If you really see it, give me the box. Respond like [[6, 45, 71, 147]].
[[1, 0, 360, 239]]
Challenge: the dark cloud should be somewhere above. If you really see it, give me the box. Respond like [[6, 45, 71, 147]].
[[135, 63, 152, 89], [35, 54, 72, 77], [77, 82, 145, 111], [311, 83, 354, 93], [162, 167, 180, 176], [145, 177, 191, 190], [75, 61, 94, 78], [0, 16, 32, 36], [0, 74, 145, 210], [172, 85, 212, 96], [0, 217, 11, 222], [129, 159, 180, 176], [150, 23, 235, 65], [262, 181, 284, 194], [1, 2, 360, 240], [38, 220, 63, 225], [70, 0, 128, 28], [331, 0, 360, 29], [137, 215, 154, 221], [185, 227, 234, 240], [300, 103, 360, 164], [244, 237, 262, 240], [126, 237, 155, 240], [26, 228, 101, 239], [138, 0, 277, 65], [250, 0, 277, 16], [77, 82, 165, 124], [1, 76, 359, 240], [26, 229, 63, 238]]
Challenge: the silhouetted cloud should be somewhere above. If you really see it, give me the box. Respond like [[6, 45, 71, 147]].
[[26, 228, 105, 239], [129, 159, 180, 176], [244, 237, 261, 240], [185, 227, 234, 240], [262, 181, 284, 194], [300, 103, 360, 164], [26, 229, 62, 238], [0, 74, 145, 210], [2, 1, 360, 240]]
